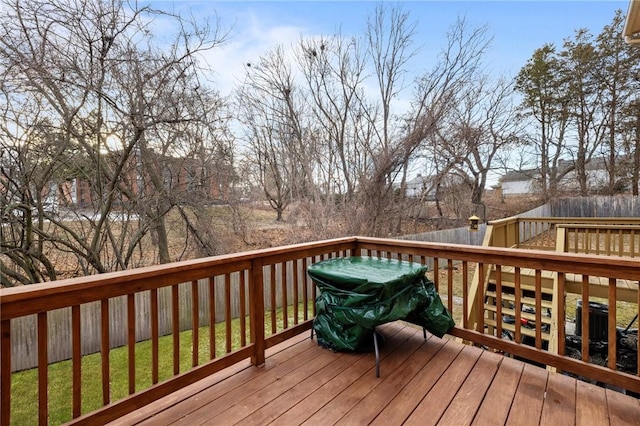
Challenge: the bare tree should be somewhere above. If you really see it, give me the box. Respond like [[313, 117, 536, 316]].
[[443, 76, 522, 220], [408, 17, 495, 222], [297, 33, 369, 202], [595, 10, 640, 194], [236, 47, 304, 221], [0, 0, 230, 285], [234, 11, 499, 238]]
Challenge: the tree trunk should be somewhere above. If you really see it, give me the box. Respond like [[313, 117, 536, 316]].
[[154, 215, 171, 264], [634, 113, 640, 196]]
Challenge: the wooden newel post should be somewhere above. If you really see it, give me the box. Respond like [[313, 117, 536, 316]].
[[468, 215, 480, 231], [1, 319, 11, 426], [249, 258, 266, 366]]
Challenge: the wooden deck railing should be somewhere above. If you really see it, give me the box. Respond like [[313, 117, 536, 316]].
[[487, 216, 640, 250], [1, 236, 639, 425], [557, 224, 640, 257]]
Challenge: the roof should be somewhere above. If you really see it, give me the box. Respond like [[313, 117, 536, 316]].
[[499, 169, 538, 183], [499, 158, 614, 184], [624, 0, 640, 44]]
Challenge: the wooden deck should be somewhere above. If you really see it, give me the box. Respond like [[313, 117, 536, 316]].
[[109, 322, 640, 426]]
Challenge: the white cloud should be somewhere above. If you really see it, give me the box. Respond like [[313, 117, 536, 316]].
[[198, 9, 306, 96]]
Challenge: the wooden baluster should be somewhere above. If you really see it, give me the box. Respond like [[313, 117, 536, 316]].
[[302, 257, 309, 320], [433, 258, 439, 292], [281, 262, 288, 329], [462, 261, 468, 329], [127, 294, 136, 394], [225, 273, 232, 353], [476, 263, 485, 333], [250, 258, 266, 366], [312, 258, 317, 314], [617, 229, 623, 257], [38, 312, 48, 426], [101, 299, 110, 404], [191, 280, 199, 367], [312, 256, 319, 316], [608, 277, 617, 370], [270, 266, 277, 335], [1, 319, 11, 425], [209, 277, 216, 359], [535, 270, 542, 350], [151, 288, 159, 384], [581, 275, 590, 363], [447, 259, 454, 314], [515, 267, 522, 344], [240, 271, 247, 346], [496, 265, 503, 342], [585, 228, 590, 254], [557, 272, 566, 357], [172, 285, 180, 375], [72, 305, 81, 417], [293, 260, 299, 326]]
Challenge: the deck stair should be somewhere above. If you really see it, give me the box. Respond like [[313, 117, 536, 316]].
[[483, 268, 554, 347], [471, 218, 640, 359]]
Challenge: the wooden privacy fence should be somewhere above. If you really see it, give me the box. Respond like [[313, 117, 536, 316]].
[[551, 195, 640, 218]]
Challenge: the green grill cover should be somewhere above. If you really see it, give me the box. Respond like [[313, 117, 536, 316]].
[[308, 256, 455, 352]]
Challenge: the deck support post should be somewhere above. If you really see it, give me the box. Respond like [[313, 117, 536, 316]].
[[250, 258, 266, 366]]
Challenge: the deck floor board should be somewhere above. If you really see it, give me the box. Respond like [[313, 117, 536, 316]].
[[404, 345, 483, 426], [110, 321, 640, 426], [337, 332, 445, 425], [576, 380, 610, 425], [539, 369, 576, 425]]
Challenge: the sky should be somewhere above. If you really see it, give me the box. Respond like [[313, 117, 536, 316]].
[[147, 0, 632, 95]]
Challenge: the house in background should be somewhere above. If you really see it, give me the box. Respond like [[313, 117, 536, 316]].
[[498, 169, 538, 197], [624, 0, 640, 44], [497, 157, 628, 197], [404, 174, 438, 200], [55, 151, 235, 210]]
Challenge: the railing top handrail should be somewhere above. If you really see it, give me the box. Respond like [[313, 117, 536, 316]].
[[486, 216, 520, 226], [556, 224, 640, 230], [355, 236, 639, 277], [0, 236, 358, 320], [488, 216, 640, 226]]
